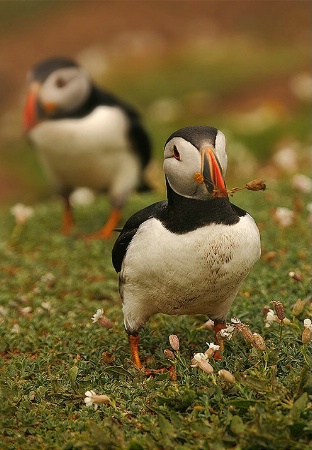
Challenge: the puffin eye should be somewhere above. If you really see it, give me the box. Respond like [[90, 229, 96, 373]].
[[55, 77, 67, 88], [173, 145, 181, 160]]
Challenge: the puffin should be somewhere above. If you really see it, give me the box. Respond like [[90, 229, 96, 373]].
[[23, 56, 151, 238], [112, 126, 261, 369]]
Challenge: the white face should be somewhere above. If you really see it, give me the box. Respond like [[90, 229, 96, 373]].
[[164, 130, 227, 200], [38, 66, 92, 114]]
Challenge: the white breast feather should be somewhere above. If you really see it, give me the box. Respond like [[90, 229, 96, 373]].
[[29, 106, 140, 196], [121, 214, 260, 332]]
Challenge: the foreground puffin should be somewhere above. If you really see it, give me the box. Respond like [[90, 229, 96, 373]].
[[23, 57, 151, 238], [112, 126, 261, 368]]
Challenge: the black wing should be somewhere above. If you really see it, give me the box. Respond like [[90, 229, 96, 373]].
[[112, 201, 167, 273]]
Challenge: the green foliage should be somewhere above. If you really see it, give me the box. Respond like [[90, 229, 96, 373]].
[[0, 178, 311, 449]]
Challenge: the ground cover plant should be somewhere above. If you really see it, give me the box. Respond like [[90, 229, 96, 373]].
[[0, 170, 311, 449]]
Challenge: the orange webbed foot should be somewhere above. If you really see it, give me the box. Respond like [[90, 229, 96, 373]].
[[84, 208, 121, 240]]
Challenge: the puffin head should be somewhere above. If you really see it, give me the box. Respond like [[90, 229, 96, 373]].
[[164, 126, 228, 200], [23, 57, 92, 131]]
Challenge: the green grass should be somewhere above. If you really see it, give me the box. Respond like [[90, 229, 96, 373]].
[[0, 180, 311, 449]]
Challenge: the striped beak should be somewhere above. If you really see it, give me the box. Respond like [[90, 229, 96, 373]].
[[23, 82, 40, 132], [201, 147, 227, 198]]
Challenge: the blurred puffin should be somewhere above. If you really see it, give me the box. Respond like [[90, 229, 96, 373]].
[[23, 56, 151, 238], [112, 126, 261, 369]]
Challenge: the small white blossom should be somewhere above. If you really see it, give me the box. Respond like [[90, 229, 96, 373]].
[[193, 353, 207, 363], [84, 390, 98, 409], [219, 325, 235, 340], [206, 342, 220, 352], [10, 203, 34, 225], [84, 390, 110, 410], [303, 319, 312, 330], [191, 353, 214, 374], [292, 174, 312, 194], [11, 324, 20, 334], [91, 309, 113, 328], [231, 317, 242, 324], [273, 146, 298, 172], [91, 309, 104, 323], [40, 273, 56, 284], [265, 309, 277, 328], [20, 306, 32, 314], [0, 306, 8, 316], [70, 188, 95, 206], [274, 207, 295, 227], [41, 301, 52, 311]]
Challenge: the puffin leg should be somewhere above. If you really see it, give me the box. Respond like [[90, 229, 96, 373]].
[[85, 208, 121, 240], [62, 196, 75, 235], [129, 334, 143, 369], [99, 208, 121, 238], [213, 321, 226, 360]]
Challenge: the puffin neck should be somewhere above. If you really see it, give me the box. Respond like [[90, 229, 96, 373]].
[[160, 180, 239, 233]]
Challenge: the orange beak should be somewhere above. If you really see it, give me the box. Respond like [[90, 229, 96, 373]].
[[23, 83, 40, 132], [201, 147, 227, 198]]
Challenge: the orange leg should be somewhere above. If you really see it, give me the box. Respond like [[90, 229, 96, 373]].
[[214, 322, 226, 360], [129, 334, 143, 369], [85, 208, 121, 240], [62, 198, 75, 235]]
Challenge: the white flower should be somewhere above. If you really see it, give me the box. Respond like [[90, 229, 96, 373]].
[[231, 317, 242, 324], [193, 353, 207, 363], [84, 390, 98, 410], [0, 306, 8, 316], [206, 342, 220, 352], [265, 309, 277, 328], [273, 146, 298, 172], [40, 273, 56, 284], [10, 203, 34, 225], [292, 174, 312, 194], [219, 325, 235, 340], [41, 301, 52, 311], [91, 309, 104, 323], [191, 353, 214, 374], [11, 324, 20, 334], [290, 72, 312, 102], [274, 207, 295, 227], [84, 390, 110, 410], [91, 309, 113, 328], [70, 188, 95, 206], [303, 319, 312, 330]]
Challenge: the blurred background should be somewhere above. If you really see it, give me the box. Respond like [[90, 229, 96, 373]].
[[0, 0, 310, 209]]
